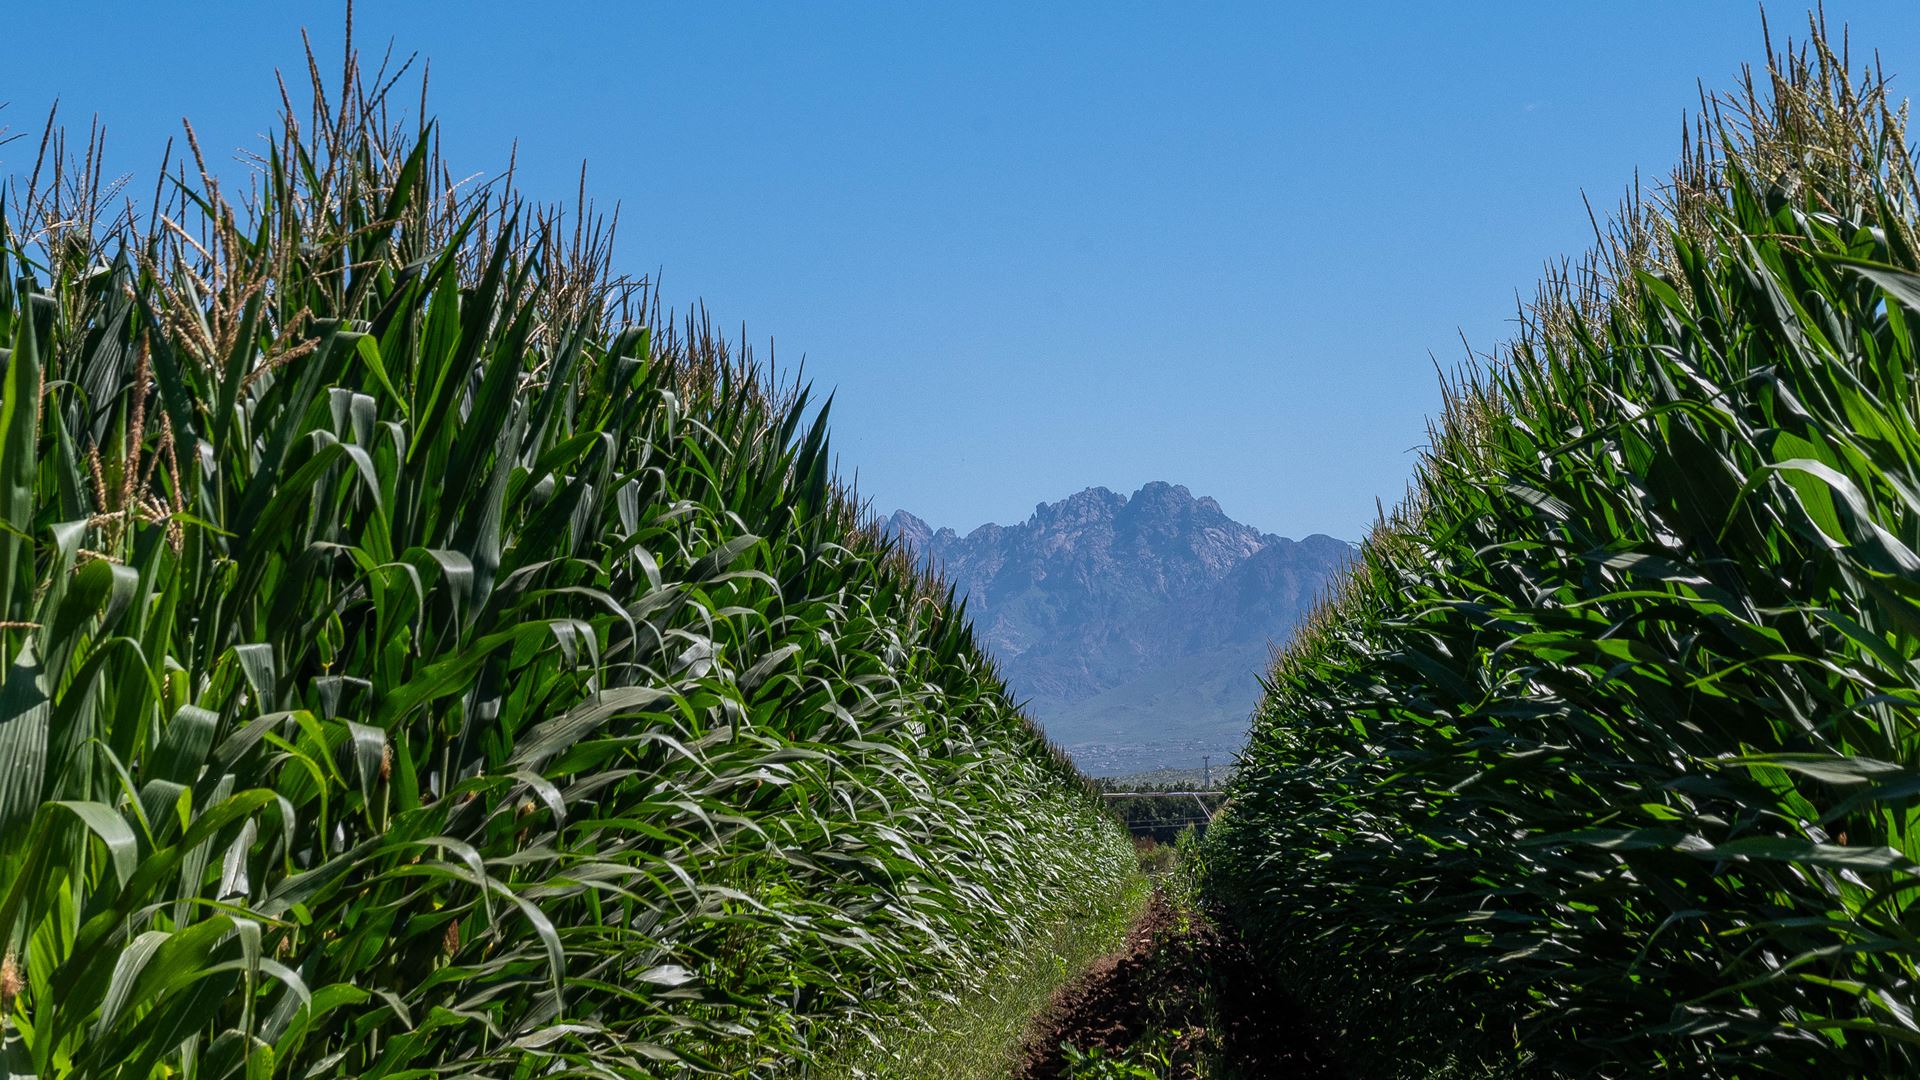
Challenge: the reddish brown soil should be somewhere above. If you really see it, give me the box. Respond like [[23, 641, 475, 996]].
[[1016, 892, 1346, 1079]]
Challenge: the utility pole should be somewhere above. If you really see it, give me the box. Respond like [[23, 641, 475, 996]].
[[1203, 755, 1211, 789]]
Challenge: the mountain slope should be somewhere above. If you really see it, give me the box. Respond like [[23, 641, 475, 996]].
[[887, 483, 1351, 773]]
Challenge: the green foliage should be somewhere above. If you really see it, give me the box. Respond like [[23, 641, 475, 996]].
[[1167, 826, 1206, 909], [829, 867, 1150, 1079], [0, 49, 1128, 1078], [1208, 22, 1920, 1077], [1098, 783, 1223, 846], [1062, 1041, 1174, 1080]]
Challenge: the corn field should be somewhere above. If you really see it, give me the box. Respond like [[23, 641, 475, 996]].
[[0, 48, 1132, 1078], [1206, 19, 1920, 1077]]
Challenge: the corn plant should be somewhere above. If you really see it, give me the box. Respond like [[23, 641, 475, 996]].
[[1208, 18, 1920, 1077], [0, 42, 1131, 1079]]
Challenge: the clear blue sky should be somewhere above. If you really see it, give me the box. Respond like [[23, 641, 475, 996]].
[[7, 3, 1919, 540]]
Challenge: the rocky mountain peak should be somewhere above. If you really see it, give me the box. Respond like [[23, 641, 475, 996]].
[[882, 484, 1353, 774], [1028, 486, 1126, 529], [884, 509, 934, 552]]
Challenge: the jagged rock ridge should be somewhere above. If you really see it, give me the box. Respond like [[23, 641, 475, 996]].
[[886, 483, 1352, 774]]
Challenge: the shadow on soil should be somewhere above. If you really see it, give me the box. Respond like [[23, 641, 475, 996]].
[[1015, 891, 1347, 1080]]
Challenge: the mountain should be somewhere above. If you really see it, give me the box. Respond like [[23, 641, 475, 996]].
[[885, 483, 1353, 775]]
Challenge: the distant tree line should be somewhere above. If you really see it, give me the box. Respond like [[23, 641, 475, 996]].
[[1096, 780, 1226, 844]]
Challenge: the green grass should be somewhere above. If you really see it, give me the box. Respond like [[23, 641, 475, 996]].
[[826, 860, 1152, 1079], [0, 36, 1132, 1078], [1206, 15, 1920, 1077]]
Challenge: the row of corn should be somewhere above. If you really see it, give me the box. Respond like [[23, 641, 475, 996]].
[[0, 54, 1131, 1078], [1208, 23, 1920, 1077]]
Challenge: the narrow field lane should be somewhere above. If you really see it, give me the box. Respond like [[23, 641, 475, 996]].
[[1016, 891, 1346, 1080]]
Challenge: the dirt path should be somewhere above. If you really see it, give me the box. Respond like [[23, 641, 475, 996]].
[[1014, 891, 1345, 1079]]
